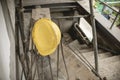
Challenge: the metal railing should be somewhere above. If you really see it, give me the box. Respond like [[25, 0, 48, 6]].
[[98, 0, 120, 29]]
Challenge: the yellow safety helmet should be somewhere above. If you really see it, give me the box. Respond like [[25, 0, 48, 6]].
[[32, 18, 61, 56]]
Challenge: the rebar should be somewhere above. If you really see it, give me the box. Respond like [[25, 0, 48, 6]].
[[57, 45, 60, 80], [48, 56, 54, 80]]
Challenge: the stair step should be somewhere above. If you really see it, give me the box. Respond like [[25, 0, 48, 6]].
[[99, 61, 120, 80], [98, 52, 112, 59], [89, 55, 120, 67], [76, 48, 93, 53], [68, 40, 89, 50], [100, 55, 120, 64], [68, 40, 93, 54], [74, 51, 112, 66], [63, 33, 73, 45]]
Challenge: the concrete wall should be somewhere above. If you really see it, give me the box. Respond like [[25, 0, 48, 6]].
[[0, 0, 15, 80], [0, 2, 10, 80]]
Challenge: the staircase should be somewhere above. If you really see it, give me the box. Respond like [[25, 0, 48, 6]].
[[50, 32, 120, 80], [67, 40, 120, 80]]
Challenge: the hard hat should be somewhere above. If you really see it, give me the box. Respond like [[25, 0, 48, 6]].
[[32, 18, 61, 56]]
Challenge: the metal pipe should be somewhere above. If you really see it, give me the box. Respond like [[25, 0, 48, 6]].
[[89, 0, 99, 72], [48, 56, 54, 80]]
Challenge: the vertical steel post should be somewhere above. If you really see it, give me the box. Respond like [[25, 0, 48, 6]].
[[89, 0, 99, 72]]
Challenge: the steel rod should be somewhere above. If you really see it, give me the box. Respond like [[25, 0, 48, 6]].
[[36, 55, 41, 80], [57, 19, 69, 80], [32, 55, 38, 80], [43, 6, 77, 9], [16, 0, 30, 78], [48, 56, 54, 80], [41, 56, 44, 80], [60, 40, 69, 80], [16, 23, 27, 79], [15, 24, 20, 80], [57, 45, 60, 80], [89, 0, 99, 72]]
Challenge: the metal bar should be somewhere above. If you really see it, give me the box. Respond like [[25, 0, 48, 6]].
[[16, 23, 27, 79], [17, 0, 30, 77], [89, 0, 99, 72], [110, 13, 119, 29], [20, 69, 24, 80], [36, 56, 41, 80], [57, 19, 69, 80], [48, 56, 54, 80], [32, 55, 38, 80], [60, 39, 69, 80], [98, 0, 120, 14], [52, 15, 89, 19], [15, 23, 20, 80], [41, 56, 44, 80], [42, 5, 77, 9], [57, 45, 60, 80], [17, 18, 30, 77]]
